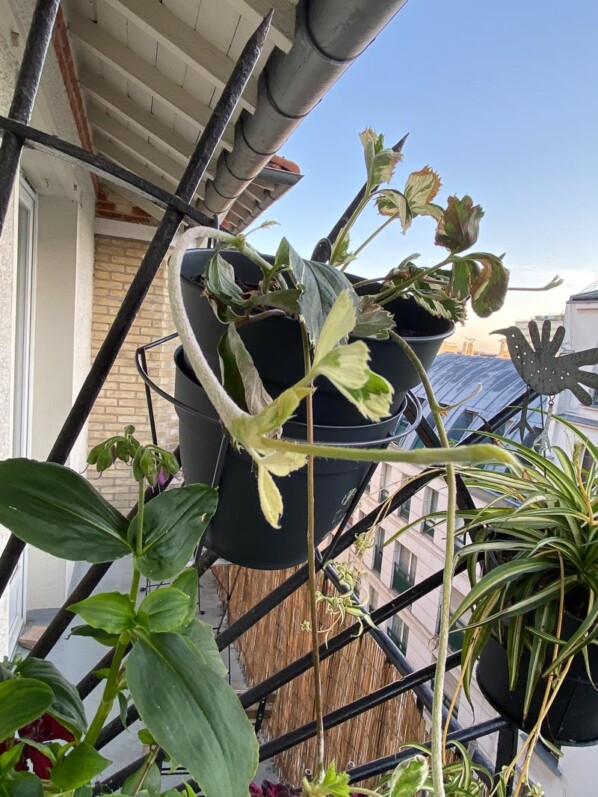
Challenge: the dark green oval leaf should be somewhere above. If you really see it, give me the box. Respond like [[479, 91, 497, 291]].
[[50, 743, 110, 790], [69, 624, 121, 647], [127, 633, 257, 797], [69, 592, 135, 634], [132, 485, 218, 580], [16, 659, 86, 739], [137, 588, 191, 633], [0, 679, 54, 742], [182, 619, 228, 678], [0, 460, 130, 563], [172, 569, 199, 627]]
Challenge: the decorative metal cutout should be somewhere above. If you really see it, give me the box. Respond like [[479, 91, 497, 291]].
[[496, 320, 598, 405]]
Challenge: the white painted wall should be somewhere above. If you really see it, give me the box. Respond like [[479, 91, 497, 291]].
[[0, 23, 18, 657], [0, 0, 97, 638]]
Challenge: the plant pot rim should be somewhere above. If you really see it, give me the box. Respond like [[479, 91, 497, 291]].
[[174, 345, 410, 439], [180, 249, 455, 342]]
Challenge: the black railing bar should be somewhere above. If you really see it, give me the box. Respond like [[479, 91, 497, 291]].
[[258, 653, 461, 762], [139, 348, 159, 446], [0, 117, 212, 227], [96, 704, 140, 751], [30, 449, 180, 661], [239, 562, 462, 710], [83, 562, 460, 752], [347, 717, 509, 784], [495, 722, 519, 792], [0, 10, 271, 600], [215, 471, 435, 651], [0, 0, 61, 236]]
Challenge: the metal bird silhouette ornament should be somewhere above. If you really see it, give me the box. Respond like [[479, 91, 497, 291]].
[[494, 321, 598, 451], [494, 320, 598, 404]]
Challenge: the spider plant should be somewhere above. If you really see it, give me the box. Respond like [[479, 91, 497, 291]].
[[451, 417, 598, 728]]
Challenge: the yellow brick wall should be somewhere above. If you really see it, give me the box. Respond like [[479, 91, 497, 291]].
[[88, 235, 179, 512]]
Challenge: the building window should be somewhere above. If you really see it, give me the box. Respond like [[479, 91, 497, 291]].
[[421, 488, 439, 538], [397, 476, 411, 521], [379, 463, 391, 502], [392, 542, 417, 592], [387, 614, 409, 654], [454, 517, 466, 551], [372, 527, 385, 574], [368, 589, 378, 615]]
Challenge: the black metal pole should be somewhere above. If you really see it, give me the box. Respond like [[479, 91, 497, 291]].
[[258, 654, 461, 761], [311, 133, 409, 260], [0, 11, 273, 599], [495, 722, 519, 794], [347, 718, 509, 784], [0, 0, 61, 236]]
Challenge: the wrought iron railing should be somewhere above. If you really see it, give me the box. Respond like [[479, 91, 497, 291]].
[[0, 4, 540, 791]]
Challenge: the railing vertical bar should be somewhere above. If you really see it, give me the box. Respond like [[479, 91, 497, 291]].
[[0, 0, 61, 236]]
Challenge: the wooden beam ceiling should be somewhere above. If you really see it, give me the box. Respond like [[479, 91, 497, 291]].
[[100, 0, 259, 113], [69, 12, 235, 150]]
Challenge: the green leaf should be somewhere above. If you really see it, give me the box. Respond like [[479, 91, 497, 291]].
[[137, 588, 191, 633], [448, 258, 477, 301], [245, 288, 303, 314], [375, 189, 411, 230], [257, 465, 283, 528], [69, 592, 135, 634], [435, 195, 484, 254], [404, 167, 442, 214], [118, 692, 129, 731], [69, 624, 120, 647], [50, 743, 110, 790], [315, 342, 393, 422], [0, 460, 131, 563], [122, 761, 161, 796], [182, 619, 228, 678], [389, 755, 429, 797], [0, 679, 54, 742], [9, 774, 43, 797], [353, 295, 396, 339], [132, 485, 218, 580], [469, 253, 510, 318], [280, 238, 358, 346], [16, 659, 86, 739], [204, 253, 245, 306], [218, 325, 271, 415], [172, 569, 199, 628], [126, 632, 258, 797], [359, 128, 402, 188], [0, 742, 25, 773]]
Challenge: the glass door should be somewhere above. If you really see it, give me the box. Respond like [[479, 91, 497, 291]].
[[7, 178, 36, 653]]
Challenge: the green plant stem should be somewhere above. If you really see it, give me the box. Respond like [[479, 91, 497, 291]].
[[352, 212, 400, 259], [302, 326, 326, 782], [375, 258, 452, 306], [391, 330, 455, 797], [131, 745, 159, 795], [85, 481, 146, 747], [260, 437, 515, 469], [330, 191, 372, 267]]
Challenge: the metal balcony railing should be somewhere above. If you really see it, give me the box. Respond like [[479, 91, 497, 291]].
[[0, 7, 540, 791]]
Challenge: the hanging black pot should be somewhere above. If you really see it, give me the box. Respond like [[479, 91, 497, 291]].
[[181, 249, 454, 426], [173, 347, 406, 570], [476, 610, 598, 745]]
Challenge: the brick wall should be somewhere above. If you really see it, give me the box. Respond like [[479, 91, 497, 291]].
[[88, 235, 179, 511]]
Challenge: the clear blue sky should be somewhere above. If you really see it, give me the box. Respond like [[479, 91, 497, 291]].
[[250, 0, 598, 352]]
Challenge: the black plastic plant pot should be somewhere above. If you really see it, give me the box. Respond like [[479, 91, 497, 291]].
[[476, 612, 598, 745], [174, 347, 404, 570], [181, 249, 454, 426]]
